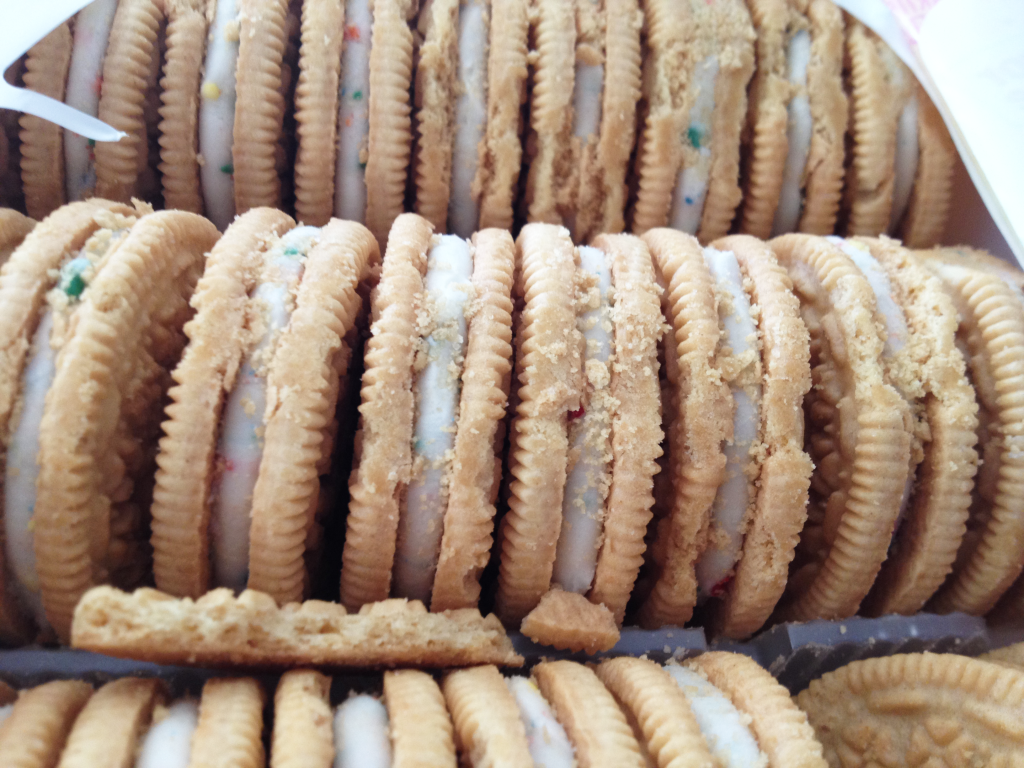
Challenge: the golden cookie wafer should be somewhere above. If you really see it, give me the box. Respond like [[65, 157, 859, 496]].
[[595, 657, 716, 768], [495, 224, 582, 625], [442, 665, 533, 768], [475, 0, 529, 230], [385, 670, 457, 768], [737, 0, 796, 239], [0, 680, 92, 764], [95, 0, 202, 202], [412, 0, 459, 230], [585, 233, 665, 623], [689, 651, 827, 768], [431, 229, 516, 611], [706, 235, 813, 639], [0, 209, 34, 263], [0, 200, 138, 643], [797, 0, 847, 235], [697, 0, 755, 243], [157, 0, 209, 212], [771, 233, 913, 621], [18, 22, 70, 220], [73, 586, 523, 667], [796, 653, 1024, 766], [189, 677, 267, 768], [246, 219, 380, 604], [522, 0, 576, 225], [573, 0, 642, 242], [899, 88, 956, 249], [533, 660, 646, 768], [635, 228, 730, 628], [271, 670, 334, 768], [293, 0, 345, 226], [849, 238, 979, 617], [56, 678, 164, 768], [341, 214, 432, 610], [232, 0, 290, 214], [920, 254, 1024, 615], [520, 587, 620, 653], [34, 210, 218, 641], [841, 19, 914, 237], [150, 208, 296, 599], [364, 0, 417, 246]]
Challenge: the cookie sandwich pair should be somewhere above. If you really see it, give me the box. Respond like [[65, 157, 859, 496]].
[[150, 208, 378, 606], [0, 675, 266, 768], [0, 200, 217, 643]]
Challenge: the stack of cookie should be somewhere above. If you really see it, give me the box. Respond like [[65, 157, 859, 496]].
[[1, 0, 954, 249], [0, 652, 832, 767], [1, 200, 1023, 655]]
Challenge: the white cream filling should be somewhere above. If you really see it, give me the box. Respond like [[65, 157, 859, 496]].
[[333, 695, 392, 768], [64, 0, 118, 201], [695, 248, 761, 603], [664, 666, 767, 768], [771, 29, 812, 237], [506, 677, 576, 768], [670, 55, 718, 234], [0, 703, 13, 728], [4, 308, 55, 629], [552, 245, 613, 595], [572, 63, 603, 143], [135, 699, 200, 768], [448, 0, 488, 238], [393, 235, 473, 602], [199, 0, 241, 231], [210, 226, 321, 591], [334, 0, 373, 222], [889, 95, 920, 233]]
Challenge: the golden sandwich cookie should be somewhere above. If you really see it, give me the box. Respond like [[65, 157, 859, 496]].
[[150, 208, 378, 605], [0, 200, 217, 643]]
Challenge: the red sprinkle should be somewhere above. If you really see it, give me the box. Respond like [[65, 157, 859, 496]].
[[568, 405, 585, 421], [710, 576, 733, 598], [344, 24, 361, 41]]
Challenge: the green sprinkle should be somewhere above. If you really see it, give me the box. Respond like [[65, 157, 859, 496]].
[[65, 273, 86, 298], [687, 126, 702, 149], [352, 90, 363, 100], [283, 246, 300, 256], [359, 160, 367, 171], [220, 163, 234, 175], [87, 138, 96, 148]]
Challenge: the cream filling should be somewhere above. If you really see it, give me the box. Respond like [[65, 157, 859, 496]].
[[829, 236, 915, 522], [695, 248, 761, 602], [448, 0, 489, 238], [506, 677, 576, 768], [4, 234, 121, 630], [572, 63, 603, 143], [664, 666, 767, 768], [333, 695, 392, 768], [64, 0, 118, 201], [889, 94, 920, 233], [552, 245, 613, 595], [210, 226, 321, 591], [670, 55, 718, 234], [771, 29, 812, 237], [135, 700, 200, 768], [393, 235, 473, 602], [198, 0, 241, 231], [335, 0, 373, 221]]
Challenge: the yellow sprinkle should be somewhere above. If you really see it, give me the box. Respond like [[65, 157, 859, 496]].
[[201, 81, 221, 100]]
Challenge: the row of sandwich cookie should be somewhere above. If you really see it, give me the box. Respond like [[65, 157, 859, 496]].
[[3, 0, 954, 250], [0, 653, 829, 768], [1, 200, 1022, 653]]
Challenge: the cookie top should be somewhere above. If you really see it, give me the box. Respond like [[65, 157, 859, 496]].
[[771, 233, 913, 621], [797, 653, 1024, 766], [0, 679, 93, 763], [189, 677, 266, 768]]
